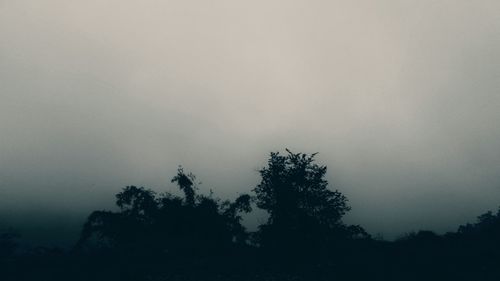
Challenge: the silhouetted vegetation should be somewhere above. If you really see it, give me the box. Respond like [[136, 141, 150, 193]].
[[253, 150, 369, 264], [2, 150, 500, 280]]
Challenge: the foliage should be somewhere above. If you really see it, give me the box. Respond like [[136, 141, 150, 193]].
[[76, 167, 252, 256], [8, 150, 500, 280], [253, 149, 368, 253]]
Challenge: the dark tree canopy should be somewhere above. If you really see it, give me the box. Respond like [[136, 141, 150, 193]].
[[253, 150, 367, 253], [7, 150, 500, 281], [457, 208, 500, 238], [76, 167, 252, 256]]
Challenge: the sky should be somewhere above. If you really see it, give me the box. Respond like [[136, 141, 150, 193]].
[[1, 0, 500, 245]]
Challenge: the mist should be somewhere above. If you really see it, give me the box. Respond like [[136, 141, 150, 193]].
[[1, 0, 500, 244]]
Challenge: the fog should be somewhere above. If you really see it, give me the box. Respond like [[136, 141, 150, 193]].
[[1, 1, 500, 244]]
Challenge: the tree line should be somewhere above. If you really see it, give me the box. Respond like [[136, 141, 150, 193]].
[[2, 150, 500, 280]]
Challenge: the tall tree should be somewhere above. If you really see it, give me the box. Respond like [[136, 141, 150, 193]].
[[253, 149, 360, 252]]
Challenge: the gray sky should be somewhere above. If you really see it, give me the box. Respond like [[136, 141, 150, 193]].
[[1, 1, 500, 243]]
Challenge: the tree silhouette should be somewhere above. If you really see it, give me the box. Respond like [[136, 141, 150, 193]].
[[76, 167, 252, 257], [453, 207, 500, 265], [8, 150, 500, 280], [457, 208, 500, 238], [171, 167, 197, 207], [253, 149, 367, 256]]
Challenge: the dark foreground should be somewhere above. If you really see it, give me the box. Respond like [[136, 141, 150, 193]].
[[3, 233, 500, 281], [2, 151, 500, 280]]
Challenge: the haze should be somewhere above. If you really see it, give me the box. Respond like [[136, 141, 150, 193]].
[[1, 0, 500, 245]]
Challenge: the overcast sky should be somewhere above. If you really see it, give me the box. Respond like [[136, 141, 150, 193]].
[[1, 1, 500, 243]]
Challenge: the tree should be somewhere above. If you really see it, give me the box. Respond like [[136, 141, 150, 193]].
[[171, 167, 197, 207], [253, 150, 364, 253], [76, 167, 252, 256]]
